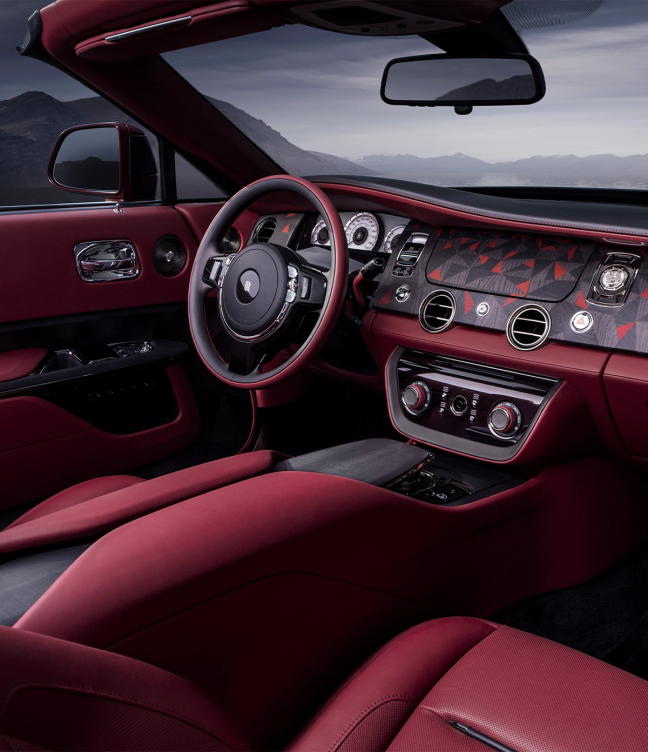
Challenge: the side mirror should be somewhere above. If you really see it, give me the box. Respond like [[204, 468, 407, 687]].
[[48, 123, 158, 200], [381, 53, 545, 112]]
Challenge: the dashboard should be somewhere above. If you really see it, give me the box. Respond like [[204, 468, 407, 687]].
[[247, 186, 648, 467]]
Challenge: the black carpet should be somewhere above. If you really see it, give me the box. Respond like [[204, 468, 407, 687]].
[[495, 537, 648, 681]]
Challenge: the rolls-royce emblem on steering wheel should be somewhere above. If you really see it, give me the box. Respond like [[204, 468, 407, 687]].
[[237, 269, 260, 303]]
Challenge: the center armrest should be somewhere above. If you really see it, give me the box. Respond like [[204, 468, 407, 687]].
[[273, 438, 429, 486]]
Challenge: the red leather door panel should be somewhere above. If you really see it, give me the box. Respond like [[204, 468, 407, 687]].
[[0, 205, 197, 323], [0, 204, 202, 507]]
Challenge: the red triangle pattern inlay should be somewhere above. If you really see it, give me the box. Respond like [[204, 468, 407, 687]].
[[575, 291, 588, 309], [429, 268, 442, 281], [492, 261, 503, 274], [479, 255, 490, 265], [282, 224, 290, 233], [641, 289, 648, 299], [555, 262, 568, 280], [524, 259, 535, 269], [516, 280, 530, 295], [378, 288, 393, 306], [503, 297, 518, 306], [617, 321, 636, 340], [461, 237, 472, 244], [469, 242, 479, 251], [504, 251, 518, 260], [286, 213, 295, 218], [567, 245, 578, 261], [489, 240, 498, 248], [444, 241, 453, 249], [465, 291, 475, 314]]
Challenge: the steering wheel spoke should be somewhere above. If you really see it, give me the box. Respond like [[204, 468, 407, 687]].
[[201, 255, 231, 289], [227, 337, 264, 376], [295, 265, 328, 308]]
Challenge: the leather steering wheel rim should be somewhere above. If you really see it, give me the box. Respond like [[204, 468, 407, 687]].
[[189, 175, 348, 388]]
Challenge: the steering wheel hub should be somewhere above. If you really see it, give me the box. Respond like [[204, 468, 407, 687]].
[[220, 244, 287, 338]]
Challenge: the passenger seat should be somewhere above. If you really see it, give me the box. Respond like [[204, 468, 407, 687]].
[[2, 616, 648, 751]]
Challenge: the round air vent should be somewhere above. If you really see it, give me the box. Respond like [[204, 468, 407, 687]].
[[507, 304, 551, 350], [419, 290, 456, 333], [219, 227, 242, 254], [152, 236, 187, 277], [254, 217, 276, 243]]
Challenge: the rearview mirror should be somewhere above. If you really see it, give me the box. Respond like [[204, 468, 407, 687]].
[[48, 123, 158, 200], [381, 53, 545, 112]]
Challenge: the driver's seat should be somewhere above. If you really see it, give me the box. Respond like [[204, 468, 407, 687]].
[[0, 450, 284, 557]]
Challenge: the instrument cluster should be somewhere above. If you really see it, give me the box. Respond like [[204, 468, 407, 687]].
[[310, 211, 409, 255]]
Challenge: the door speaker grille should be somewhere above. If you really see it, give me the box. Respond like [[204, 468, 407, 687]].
[[152, 236, 187, 277], [219, 227, 242, 254]]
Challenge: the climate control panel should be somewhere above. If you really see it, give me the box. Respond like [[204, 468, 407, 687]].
[[389, 349, 560, 462]]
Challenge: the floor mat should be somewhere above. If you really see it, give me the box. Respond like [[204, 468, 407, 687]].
[[494, 537, 648, 680]]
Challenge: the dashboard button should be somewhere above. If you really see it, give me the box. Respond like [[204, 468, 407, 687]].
[[402, 381, 430, 414], [488, 401, 522, 438], [395, 285, 411, 302], [451, 394, 468, 416]]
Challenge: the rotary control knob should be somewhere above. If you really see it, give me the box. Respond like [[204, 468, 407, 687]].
[[401, 381, 430, 415], [488, 401, 522, 438]]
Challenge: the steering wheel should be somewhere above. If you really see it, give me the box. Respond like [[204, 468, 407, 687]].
[[189, 175, 348, 387]]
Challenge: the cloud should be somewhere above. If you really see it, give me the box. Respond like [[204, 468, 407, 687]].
[[166, 0, 648, 162]]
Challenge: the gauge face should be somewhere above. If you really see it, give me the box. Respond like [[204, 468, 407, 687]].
[[383, 225, 406, 254], [311, 218, 330, 246], [345, 213, 380, 252]]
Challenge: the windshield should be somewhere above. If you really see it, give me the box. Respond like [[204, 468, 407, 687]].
[[164, 0, 648, 191]]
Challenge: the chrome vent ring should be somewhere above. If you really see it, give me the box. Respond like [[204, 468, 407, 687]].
[[507, 304, 551, 350], [254, 218, 276, 243], [419, 290, 456, 333]]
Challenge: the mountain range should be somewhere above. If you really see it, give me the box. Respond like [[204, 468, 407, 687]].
[[353, 152, 648, 189], [1, 90, 647, 199]]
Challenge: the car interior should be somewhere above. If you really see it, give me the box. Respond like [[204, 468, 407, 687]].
[[2, 1, 648, 750]]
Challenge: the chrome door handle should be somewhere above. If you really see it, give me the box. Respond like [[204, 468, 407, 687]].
[[74, 241, 140, 282]]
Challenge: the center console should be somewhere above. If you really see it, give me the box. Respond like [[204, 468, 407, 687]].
[[387, 348, 560, 461], [274, 438, 523, 506]]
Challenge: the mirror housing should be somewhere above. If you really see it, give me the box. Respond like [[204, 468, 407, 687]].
[[48, 122, 158, 200], [381, 53, 546, 110]]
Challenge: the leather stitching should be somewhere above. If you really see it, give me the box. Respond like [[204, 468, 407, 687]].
[[0, 681, 239, 751], [313, 178, 648, 238], [329, 695, 415, 752]]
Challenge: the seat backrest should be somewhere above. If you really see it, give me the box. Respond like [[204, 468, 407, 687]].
[[0, 626, 249, 752]]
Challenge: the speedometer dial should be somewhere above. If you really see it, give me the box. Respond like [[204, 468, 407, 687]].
[[311, 218, 329, 246], [383, 225, 406, 254], [345, 212, 380, 252]]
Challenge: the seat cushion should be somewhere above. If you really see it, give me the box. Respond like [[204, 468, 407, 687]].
[[5, 476, 144, 530], [0, 625, 248, 752], [0, 451, 286, 556], [290, 616, 648, 752]]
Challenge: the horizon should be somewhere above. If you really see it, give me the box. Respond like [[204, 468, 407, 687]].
[[4, 89, 647, 167]]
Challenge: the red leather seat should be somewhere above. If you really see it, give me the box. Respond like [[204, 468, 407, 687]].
[[0, 451, 285, 556], [2, 616, 648, 751]]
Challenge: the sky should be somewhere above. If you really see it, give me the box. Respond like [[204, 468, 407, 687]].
[[1, 0, 647, 162]]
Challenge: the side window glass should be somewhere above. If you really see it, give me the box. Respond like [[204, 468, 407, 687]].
[[174, 153, 228, 201], [1, 3, 159, 208]]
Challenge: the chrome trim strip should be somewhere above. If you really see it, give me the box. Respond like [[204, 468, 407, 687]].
[[105, 16, 191, 42]]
